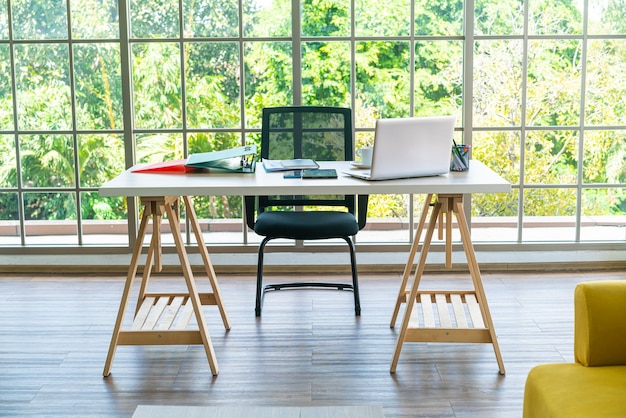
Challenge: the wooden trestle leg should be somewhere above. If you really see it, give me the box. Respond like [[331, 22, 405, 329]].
[[103, 196, 230, 377], [390, 194, 505, 375]]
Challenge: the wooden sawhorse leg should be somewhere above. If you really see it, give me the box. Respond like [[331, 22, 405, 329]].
[[390, 194, 505, 375], [103, 196, 230, 377]]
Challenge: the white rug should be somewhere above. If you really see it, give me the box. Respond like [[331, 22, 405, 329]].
[[132, 405, 385, 418]]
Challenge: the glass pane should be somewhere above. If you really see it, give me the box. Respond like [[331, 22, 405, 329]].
[[472, 190, 520, 242], [23, 193, 76, 220], [73, 43, 123, 130], [583, 130, 626, 184], [527, 40, 581, 127], [185, 42, 240, 129], [185, 0, 239, 38], [243, 41, 293, 129], [473, 130, 521, 185], [189, 195, 244, 245], [193, 195, 244, 220], [130, 0, 179, 38], [528, 0, 582, 35], [23, 192, 77, 245], [71, 0, 119, 39], [585, 40, 626, 126], [0, 192, 18, 220], [356, 0, 409, 36], [20, 134, 75, 187], [524, 130, 578, 185], [0, 134, 17, 187], [475, 0, 524, 35], [522, 188, 577, 241], [355, 41, 410, 120], [136, 133, 184, 164], [0, 192, 19, 245], [188, 132, 242, 154], [589, 0, 626, 35], [243, 0, 291, 37], [416, 0, 463, 36], [415, 40, 463, 118], [473, 40, 523, 127], [0, 45, 13, 130], [12, 0, 68, 40], [81, 191, 128, 245], [302, 41, 350, 107], [15, 44, 72, 130], [78, 134, 125, 187], [524, 186, 576, 218], [581, 188, 626, 241], [132, 43, 182, 129], [472, 131, 520, 242], [302, 0, 349, 37], [370, 194, 409, 218]]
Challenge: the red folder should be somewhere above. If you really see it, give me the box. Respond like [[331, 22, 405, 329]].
[[131, 159, 197, 174]]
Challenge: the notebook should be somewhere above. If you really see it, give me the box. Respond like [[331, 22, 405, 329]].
[[345, 115, 456, 181]]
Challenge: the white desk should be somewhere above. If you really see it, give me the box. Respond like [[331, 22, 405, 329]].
[[100, 160, 508, 197], [100, 160, 510, 376]]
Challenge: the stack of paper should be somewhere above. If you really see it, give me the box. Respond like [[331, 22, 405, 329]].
[[262, 158, 319, 172]]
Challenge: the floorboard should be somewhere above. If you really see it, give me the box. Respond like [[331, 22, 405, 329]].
[[0, 269, 624, 417]]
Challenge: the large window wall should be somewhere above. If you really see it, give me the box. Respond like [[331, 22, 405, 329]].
[[0, 0, 624, 250]]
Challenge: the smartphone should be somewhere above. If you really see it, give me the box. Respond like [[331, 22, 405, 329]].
[[302, 169, 338, 179], [283, 170, 302, 178]]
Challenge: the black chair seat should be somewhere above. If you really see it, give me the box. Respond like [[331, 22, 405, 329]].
[[254, 211, 359, 240]]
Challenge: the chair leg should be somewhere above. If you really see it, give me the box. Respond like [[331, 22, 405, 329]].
[[344, 237, 361, 316], [255, 237, 271, 317], [256, 236, 360, 317]]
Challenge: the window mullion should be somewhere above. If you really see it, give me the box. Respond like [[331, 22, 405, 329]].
[[119, 0, 139, 249]]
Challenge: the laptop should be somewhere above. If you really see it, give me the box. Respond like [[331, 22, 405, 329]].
[[345, 115, 456, 180]]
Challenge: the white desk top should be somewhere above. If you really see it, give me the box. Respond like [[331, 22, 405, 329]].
[[99, 160, 511, 197]]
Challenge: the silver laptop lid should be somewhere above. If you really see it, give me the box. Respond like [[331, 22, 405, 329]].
[[365, 115, 456, 180]]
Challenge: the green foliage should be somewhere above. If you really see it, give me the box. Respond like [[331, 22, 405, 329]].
[[302, 0, 349, 36], [1, 0, 626, 230]]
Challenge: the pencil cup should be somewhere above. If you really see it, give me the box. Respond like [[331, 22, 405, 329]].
[[450, 144, 470, 172]]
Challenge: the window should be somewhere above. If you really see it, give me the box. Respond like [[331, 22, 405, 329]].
[[0, 0, 624, 250]]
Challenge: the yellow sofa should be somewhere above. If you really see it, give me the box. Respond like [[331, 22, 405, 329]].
[[523, 280, 626, 418]]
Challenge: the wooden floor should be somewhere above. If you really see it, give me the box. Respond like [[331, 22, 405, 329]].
[[1, 269, 624, 417]]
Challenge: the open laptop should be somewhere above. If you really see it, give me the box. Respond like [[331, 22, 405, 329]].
[[345, 115, 456, 180]]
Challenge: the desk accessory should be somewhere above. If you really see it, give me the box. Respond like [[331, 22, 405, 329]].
[[356, 146, 373, 165], [283, 170, 302, 178], [451, 141, 470, 172], [186, 145, 257, 173], [279, 158, 319, 169], [131, 159, 198, 173], [262, 158, 318, 171], [302, 169, 337, 178], [345, 116, 456, 181]]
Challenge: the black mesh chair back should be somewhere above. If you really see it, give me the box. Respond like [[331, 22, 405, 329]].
[[245, 106, 368, 316]]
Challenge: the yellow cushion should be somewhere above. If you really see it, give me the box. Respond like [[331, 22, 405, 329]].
[[523, 363, 626, 418], [575, 280, 626, 366]]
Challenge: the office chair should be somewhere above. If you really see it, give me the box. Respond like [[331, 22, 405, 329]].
[[245, 106, 368, 317]]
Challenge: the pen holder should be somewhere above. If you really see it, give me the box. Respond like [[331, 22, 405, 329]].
[[450, 144, 470, 172]]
